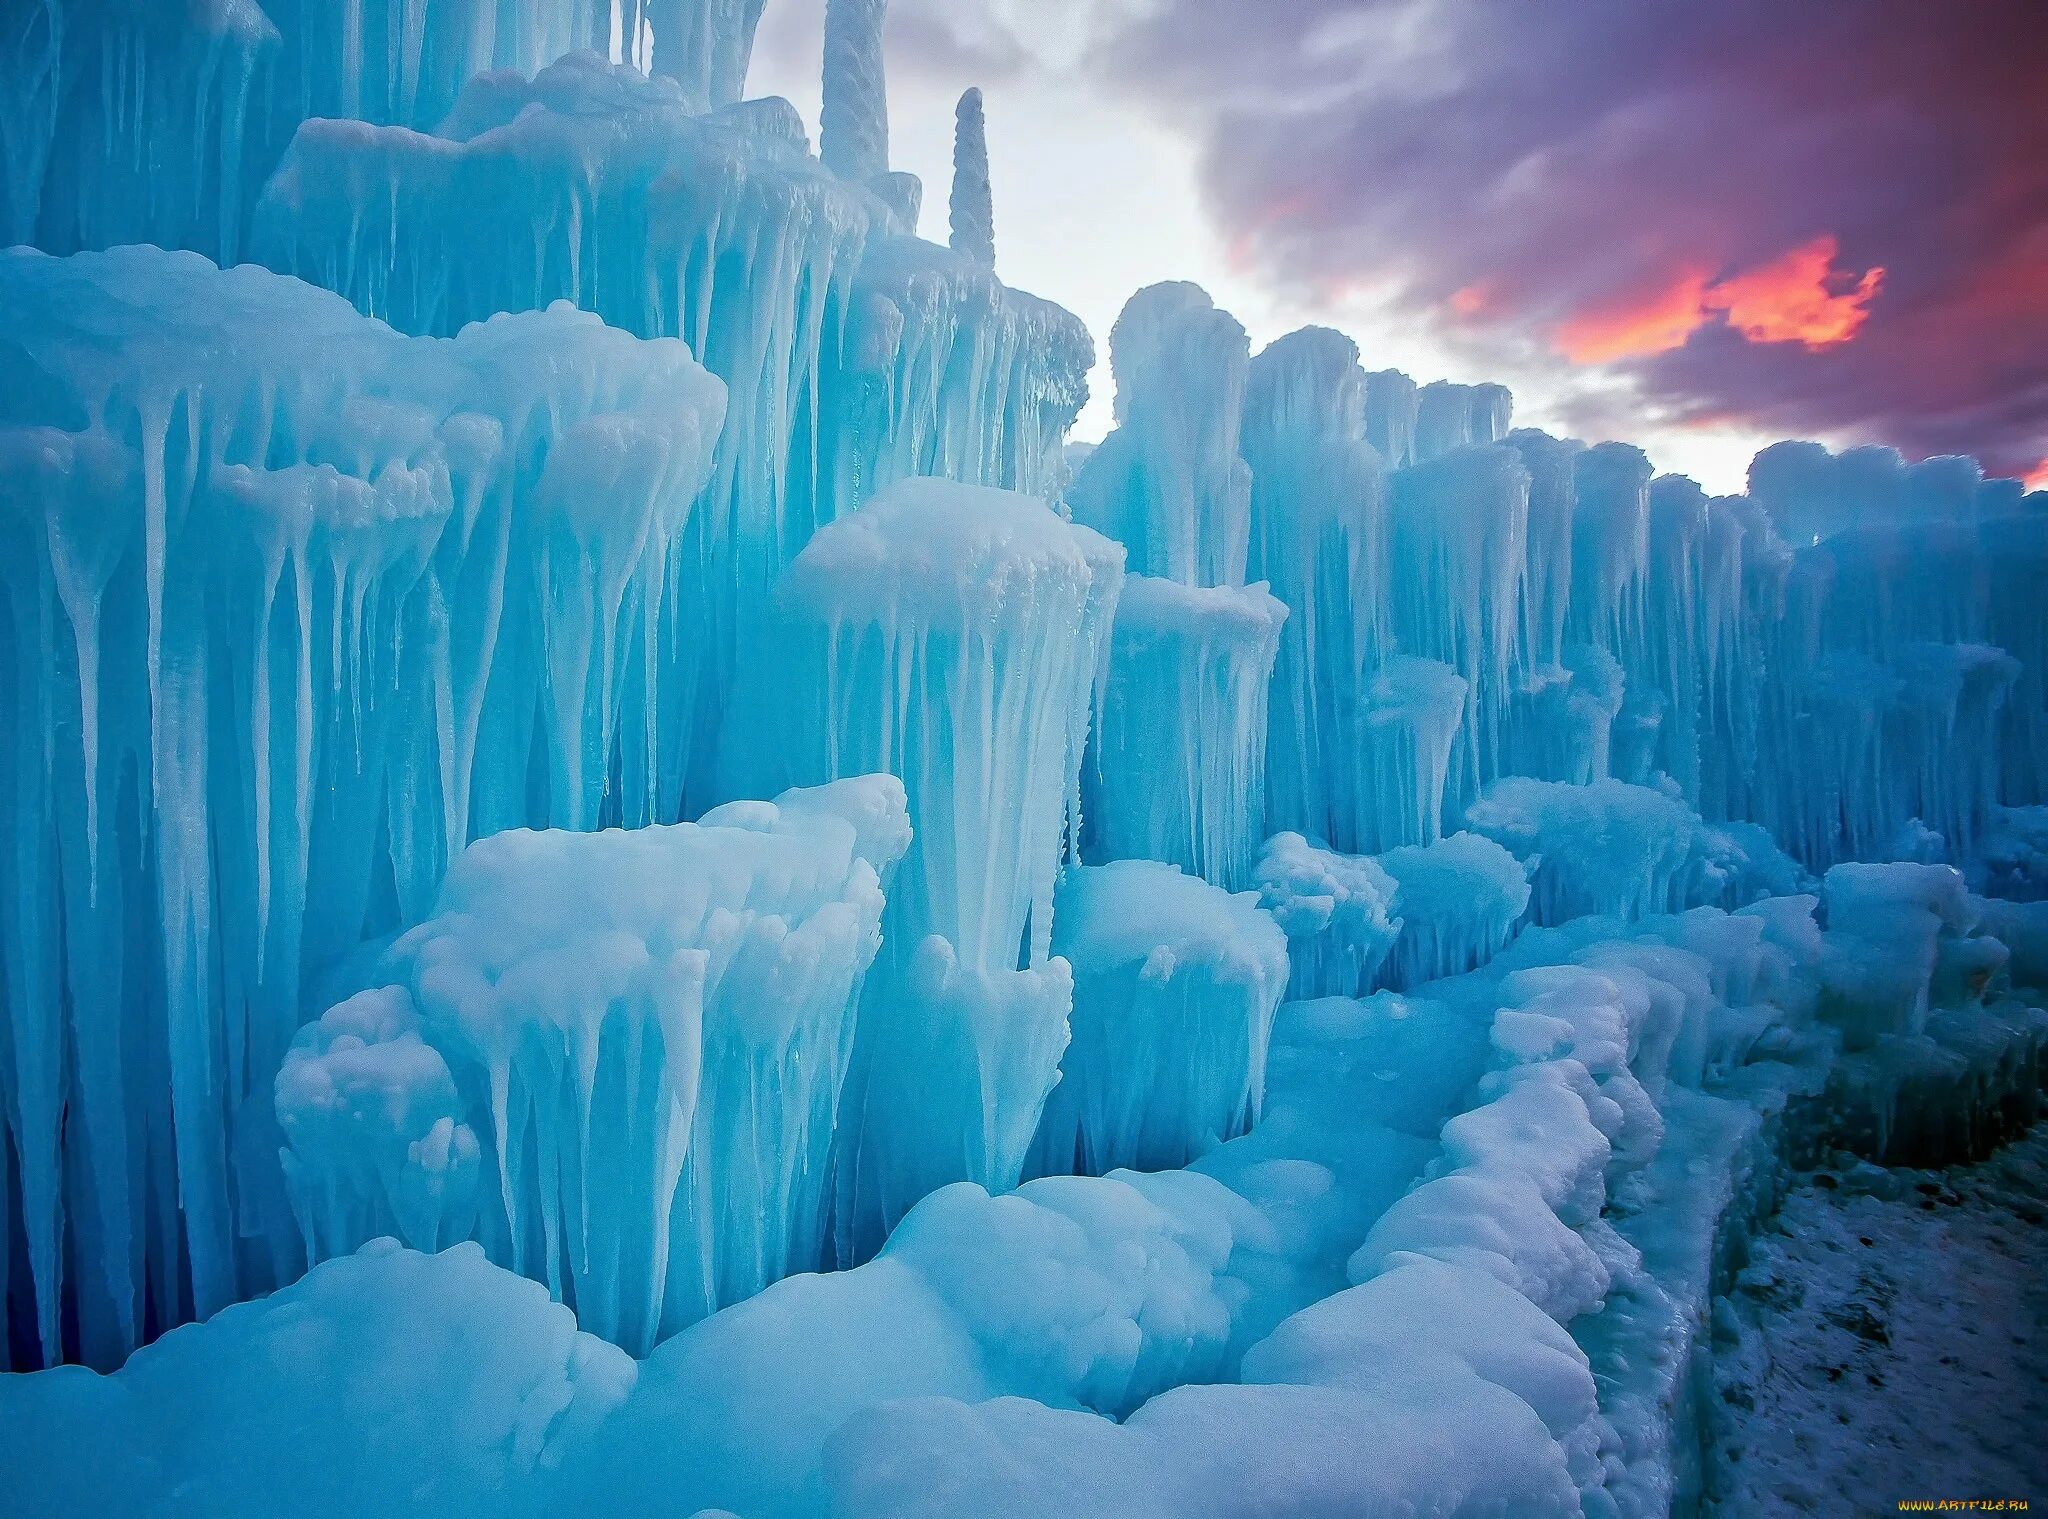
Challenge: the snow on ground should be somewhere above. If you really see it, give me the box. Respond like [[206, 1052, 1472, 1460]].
[[1712, 1125, 2048, 1515]]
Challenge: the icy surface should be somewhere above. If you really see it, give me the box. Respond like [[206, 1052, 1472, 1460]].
[[0, 1239, 634, 1519], [5, 7, 2048, 1514]]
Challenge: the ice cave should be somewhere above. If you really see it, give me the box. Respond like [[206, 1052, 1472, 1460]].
[[1, 2, 2045, 1516]]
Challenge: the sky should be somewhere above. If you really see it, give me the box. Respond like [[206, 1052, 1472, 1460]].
[[748, 0, 2048, 494]]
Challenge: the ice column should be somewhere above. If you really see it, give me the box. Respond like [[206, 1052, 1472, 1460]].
[[1413, 380, 1512, 461], [1087, 578, 1288, 890], [719, 478, 1119, 1255], [1388, 443, 1530, 805], [1070, 283, 1255, 587], [950, 87, 995, 268], [1364, 369, 1420, 470], [822, 0, 890, 183], [1243, 328, 1393, 851], [1028, 862, 1289, 1177], [651, 0, 771, 107]]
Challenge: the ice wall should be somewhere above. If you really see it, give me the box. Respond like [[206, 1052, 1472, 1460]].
[[0, 245, 722, 1367]]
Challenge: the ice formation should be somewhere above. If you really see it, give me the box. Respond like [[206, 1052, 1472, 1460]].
[[1070, 283, 1255, 589], [1253, 832, 1403, 1000], [5, 5, 2048, 1518], [718, 477, 1116, 1254], [0, 245, 723, 1364], [1028, 861, 1289, 1177], [277, 777, 908, 1349], [947, 88, 994, 268], [1086, 577, 1286, 890]]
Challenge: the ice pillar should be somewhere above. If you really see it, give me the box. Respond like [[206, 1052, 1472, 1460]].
[[822, 0, 890, 183], [1069, 282, 1256, 587], [1086, 578, 1287, 890], [719, 478, 1121, 1256], [1243, 327, 1392, 852], [950, 87, 995, 268]]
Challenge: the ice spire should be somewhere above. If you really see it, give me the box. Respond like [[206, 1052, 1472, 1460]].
[[950, 87, 994, 267], [822, 0, 890, 183], [651, 0, 770, 109]]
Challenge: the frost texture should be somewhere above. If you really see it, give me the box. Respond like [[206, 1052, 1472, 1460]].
[[720, 477, 1117, 1256], [1086, 577, 1287, 891]]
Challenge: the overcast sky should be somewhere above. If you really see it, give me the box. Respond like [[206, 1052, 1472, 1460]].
[[748, 0, 2046, 494]]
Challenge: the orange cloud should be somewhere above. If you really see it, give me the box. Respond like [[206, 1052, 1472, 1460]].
[[1710, 235, 1885, 347], [1554, 265, 1714, 364], [2025, 458, 2048, 492], [1552, 235, 1883, 364]]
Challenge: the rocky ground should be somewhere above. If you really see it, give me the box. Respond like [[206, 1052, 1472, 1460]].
[[1710, 1124, 2048, 1516]]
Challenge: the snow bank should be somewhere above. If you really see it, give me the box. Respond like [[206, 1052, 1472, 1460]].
[[0, 1240, 633, 1519]]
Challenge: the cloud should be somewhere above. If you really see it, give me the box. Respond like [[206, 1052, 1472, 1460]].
[[1074, 0, 2048, 477], [1553, 236, 1883, 364]]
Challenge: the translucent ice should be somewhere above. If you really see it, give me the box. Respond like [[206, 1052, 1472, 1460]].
[[1377, 831, 1534, 987], [276, 777, 908, 1351], [1069, 283, 1255, 587], [1242, 328, 1392, 851], [1029, 861, 1289, 1177], [0, 244, 721, 1364], [1253, 832, 1404, 1001], [1086, 577, 1287, 890], [720, 477, 1116, 1252]]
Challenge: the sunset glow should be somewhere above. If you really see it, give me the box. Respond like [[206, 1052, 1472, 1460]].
[[1553, 236, 1884, 365]]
